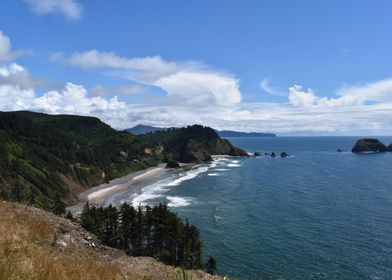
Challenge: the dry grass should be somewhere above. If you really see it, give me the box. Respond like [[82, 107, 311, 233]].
[[0, 202, 128, 280], [0, 201, 221, 280]]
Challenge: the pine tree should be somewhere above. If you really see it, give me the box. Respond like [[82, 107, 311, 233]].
[[205, 256, 217, 275]]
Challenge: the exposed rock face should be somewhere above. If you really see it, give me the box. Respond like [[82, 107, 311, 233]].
[[254, 151, 261, 157], [271, 152, 277, 158], [351, 139, 388, 153]]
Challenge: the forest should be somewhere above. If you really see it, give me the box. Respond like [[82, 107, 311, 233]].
[[79, 202, 217, 272], [0, 111, 245, 212]]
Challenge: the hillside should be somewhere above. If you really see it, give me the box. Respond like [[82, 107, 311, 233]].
[[0, 111, 247, 211], [0, 111, 160, 212], [0, 201, 221, 280], [139, 125, 248, 162]]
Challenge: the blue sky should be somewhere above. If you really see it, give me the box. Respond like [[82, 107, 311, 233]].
[[1, 0, 392, 135]]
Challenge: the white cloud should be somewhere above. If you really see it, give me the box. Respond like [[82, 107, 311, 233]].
[[67, 51, 178, 82], [0, 31, 26, 62], [22, 0, 83, 21], [32, 83, 126, 115], [335, 78, 392, 104], [260, 79, 286, 96], [288, 78, 392, 108], [155, 71, 241, 106], [63, 50, 242, 106], [288, 85, 318, 106], [2, 28, 392, 135], [0, 63, 43, 88], [91, 84, 150, 96]]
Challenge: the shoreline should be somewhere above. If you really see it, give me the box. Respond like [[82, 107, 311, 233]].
[[66, 155, 238, 215], [66, 162, 198, 215], [66, 164, 170, 215]]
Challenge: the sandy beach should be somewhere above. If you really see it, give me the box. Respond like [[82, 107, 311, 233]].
[[66, 164, 169, 215]]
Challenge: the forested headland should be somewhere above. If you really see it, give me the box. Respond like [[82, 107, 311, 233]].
[[0, 110, 246, 212]]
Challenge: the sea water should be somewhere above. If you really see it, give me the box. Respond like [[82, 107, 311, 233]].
[[112, 137, 392, 279]]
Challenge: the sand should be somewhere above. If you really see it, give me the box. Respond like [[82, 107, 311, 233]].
[[67, 164, 169, 215]]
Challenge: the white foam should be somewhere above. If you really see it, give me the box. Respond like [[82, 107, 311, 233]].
[[167, 196, 191, 207], [131, 165, 209, 207], [167, 166, 209, 186], [215, 168, 229, 171], [208, 173, 219, 176], [131, 177, 172, 207], [227, 163, 242, 167]]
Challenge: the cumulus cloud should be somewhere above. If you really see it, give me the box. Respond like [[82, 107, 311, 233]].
[[32, 83, 125, 114], [2, 28, 392, 135], [288, 85, 318, 106], [22, 0, 83, 21], [61, 50, 242, 106], [288, 78, 392, 108]]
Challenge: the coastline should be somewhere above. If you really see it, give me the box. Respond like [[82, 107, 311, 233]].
[[66, 156, 237, 215], [66, 164, 170, 215]]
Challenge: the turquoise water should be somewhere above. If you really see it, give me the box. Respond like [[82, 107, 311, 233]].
[[114, 137, 392, 279]]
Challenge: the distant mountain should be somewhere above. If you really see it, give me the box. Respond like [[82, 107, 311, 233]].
[[127, 124, 276, 137], [217, 130, 276, 137], [126, 124, 168, 135]]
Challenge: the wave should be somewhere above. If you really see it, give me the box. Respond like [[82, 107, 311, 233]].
[[208, 173, 220, 176], [131, 165, 209, 207], [228, 163, 242, 167], [167, 196, 191, 207], [167, 166, 209, 186], [215, 168, 229, 171]]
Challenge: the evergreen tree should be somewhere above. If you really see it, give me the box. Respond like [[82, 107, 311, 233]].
[[205, 256, 217, 275]]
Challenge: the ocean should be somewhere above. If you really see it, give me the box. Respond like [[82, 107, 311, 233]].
[[108, 137, 392, 279]]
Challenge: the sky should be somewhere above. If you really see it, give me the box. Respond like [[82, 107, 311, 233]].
[[1, 0, 392, 135]]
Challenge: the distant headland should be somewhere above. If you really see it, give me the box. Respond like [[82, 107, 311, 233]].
[[126, 124, 277, 137]]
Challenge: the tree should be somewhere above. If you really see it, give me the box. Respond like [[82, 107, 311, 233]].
[[205, 256, 217, 275]]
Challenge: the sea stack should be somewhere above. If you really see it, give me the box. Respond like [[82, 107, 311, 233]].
[[351, 139, 388, 153]]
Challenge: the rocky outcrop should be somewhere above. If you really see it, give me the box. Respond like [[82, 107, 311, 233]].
[[165, 159, 180, 168], [351, 139, 388, 153], [280, 152, 288, 157]]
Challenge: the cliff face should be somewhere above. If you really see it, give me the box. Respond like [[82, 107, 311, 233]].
[[0, 201, 221, 280]]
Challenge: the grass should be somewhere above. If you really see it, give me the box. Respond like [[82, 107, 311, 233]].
[[0, 202, 128, 280], [0, 201, 220, 280]]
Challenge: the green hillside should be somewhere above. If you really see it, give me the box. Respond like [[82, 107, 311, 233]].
[[0, 111, 246, 213], [0, 111, 160, 212]]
